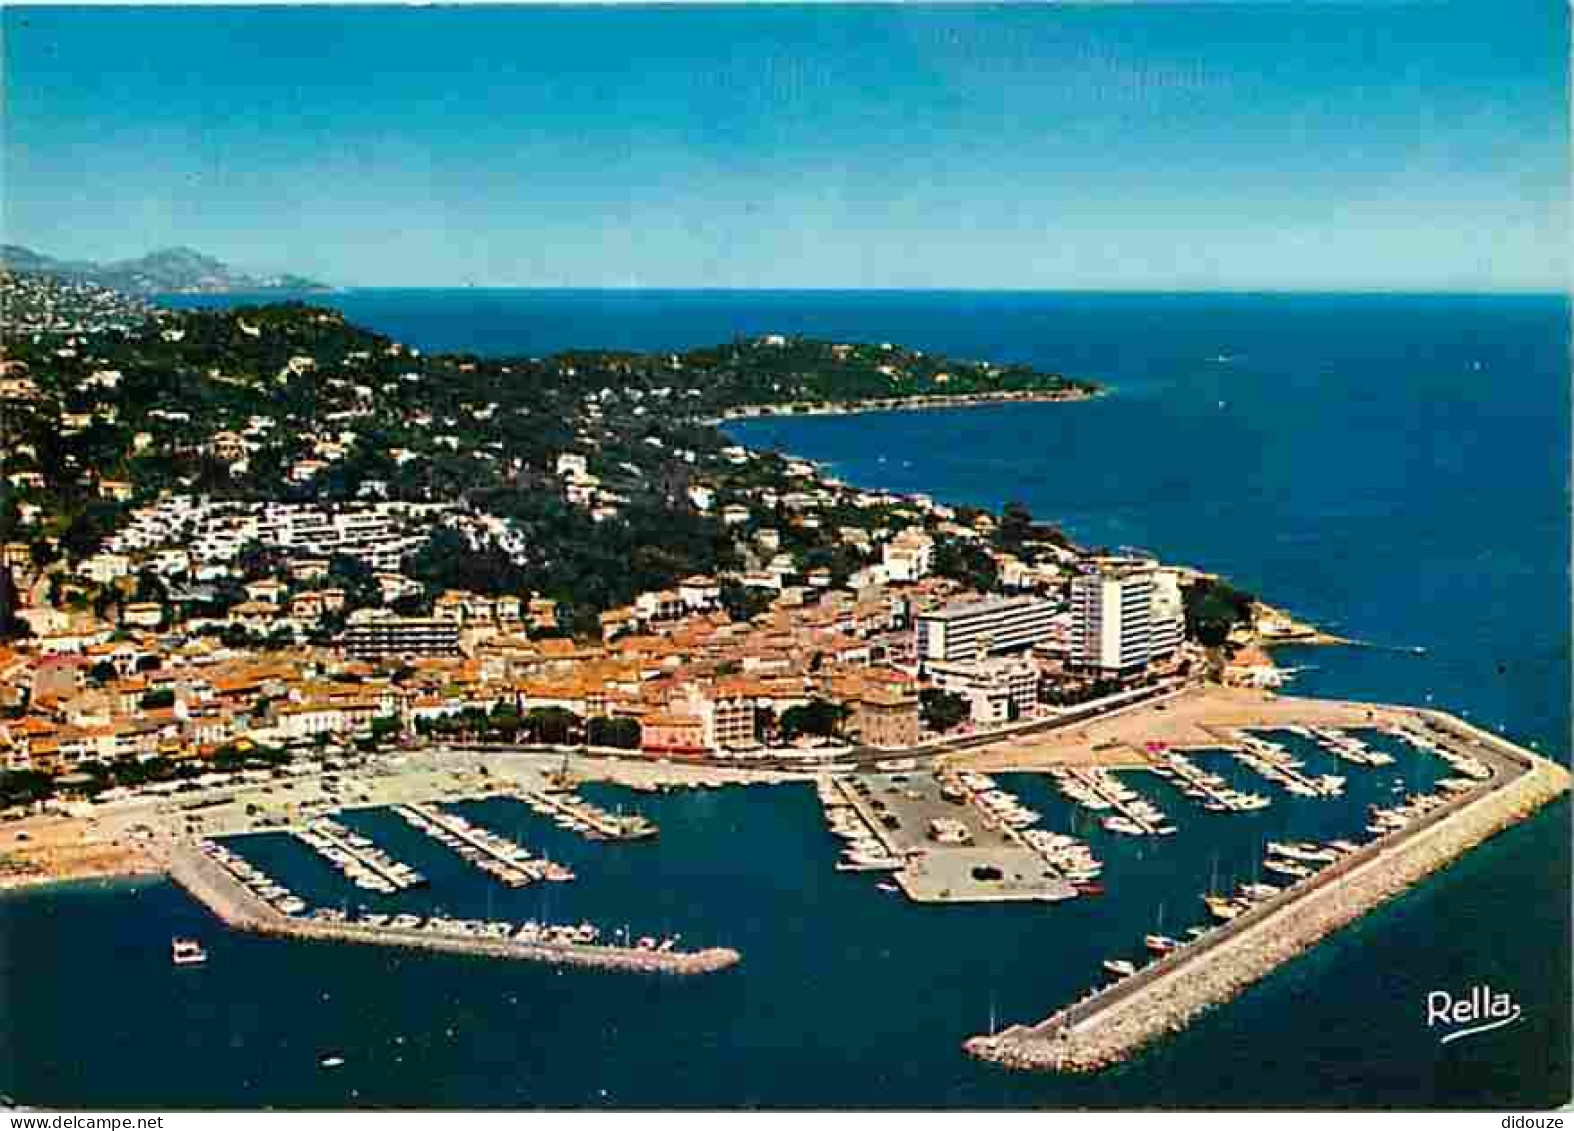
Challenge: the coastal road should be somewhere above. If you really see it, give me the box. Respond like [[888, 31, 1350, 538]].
[[450, 679, 1194, 777]]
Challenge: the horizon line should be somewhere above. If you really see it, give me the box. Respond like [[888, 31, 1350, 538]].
[[174, 284, 1573, 299]]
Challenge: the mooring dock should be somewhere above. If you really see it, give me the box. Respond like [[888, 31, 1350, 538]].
[[393, 803, 572, 887], [514, 789, 658, 841], [1216, 729, 1344, 798], [963, 709, 1569, 1073], [1052, 766, 1170, 834], [295, 818, 425, 891]]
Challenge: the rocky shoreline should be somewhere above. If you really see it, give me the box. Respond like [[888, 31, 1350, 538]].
[[701, 386, 1101, 425]]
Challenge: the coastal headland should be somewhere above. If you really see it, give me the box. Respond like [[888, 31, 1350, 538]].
[[701, 386, 1101, 424], [0, 285, 1562, 1082]]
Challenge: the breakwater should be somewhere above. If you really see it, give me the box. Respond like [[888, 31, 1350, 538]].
[[162, 845, 740, 976], [963, 713, 1570, 1074]]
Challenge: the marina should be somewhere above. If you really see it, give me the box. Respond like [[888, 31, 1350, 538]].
[[818, 770, 1083, 902], [1292, 726, 1397, 768], [1222, 731, 1346, 799], [512, 788, 659, 842], [2, 687, 1566, 1108], [943, 769, 1105, 886], [818, 776, 907, 872], [963, 709, 1570, 1075], [165, 839, 738, 976], [1149, 750, 1270, 814], [294, 817, 426, 894], [393, 803, 575, 887], [1047, 766, 1174, 836]]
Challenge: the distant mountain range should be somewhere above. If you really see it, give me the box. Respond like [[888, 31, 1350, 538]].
[[0, 244, 331, 295]]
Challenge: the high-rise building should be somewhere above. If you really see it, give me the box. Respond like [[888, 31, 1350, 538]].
[[1071, 562, 1184, 674], [1149, 568, 1186, 658]]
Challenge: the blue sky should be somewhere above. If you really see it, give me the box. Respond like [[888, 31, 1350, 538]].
[[2, 4, 1567, 290]]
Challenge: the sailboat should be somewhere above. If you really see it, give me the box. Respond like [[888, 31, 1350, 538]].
[[1145, 901, 1180, 955], [1202, 851, 1246, 921]]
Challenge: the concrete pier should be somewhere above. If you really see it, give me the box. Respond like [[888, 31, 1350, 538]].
[[515, 789, 658, 841], [297, 818, 423, 890], [393, 803, 563, 887], [1062, 767, 1167, 833], [834, 771, 1079, 903], [1197, 728, 1341, 798], [962, 710, 1569, 1074], [163, 845, 739, 976]]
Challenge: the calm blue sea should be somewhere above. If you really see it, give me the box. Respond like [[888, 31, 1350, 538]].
[[4, 290, 1564, 1109]]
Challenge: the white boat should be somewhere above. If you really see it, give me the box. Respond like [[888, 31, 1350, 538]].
[[171, 938, 208, 966], [1102, 958, 1137, 978], [1102, 816, 1145, 835], [1263, 858, 1312, 879]]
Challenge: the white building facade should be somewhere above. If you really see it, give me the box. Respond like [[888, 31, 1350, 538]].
[[1070, 562, 1185, 674], [916, 595, 1057, 663]]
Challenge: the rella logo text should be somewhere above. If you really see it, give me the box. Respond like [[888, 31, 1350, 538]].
[[1425, 985, 1523, 1045]]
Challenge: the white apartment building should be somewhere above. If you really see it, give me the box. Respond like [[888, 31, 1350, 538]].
[[1070, 561, 1185, 674], [883, 528, 934, 583], [926, 656, 1040, 725], [916, 595, 1057, 663]]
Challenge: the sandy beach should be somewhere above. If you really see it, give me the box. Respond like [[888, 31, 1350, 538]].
[[952, 684, 1414, 772]]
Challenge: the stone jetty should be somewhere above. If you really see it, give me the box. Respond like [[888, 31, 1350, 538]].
[[963, 712, 1569, 1074], [163, 844, 739, 976]]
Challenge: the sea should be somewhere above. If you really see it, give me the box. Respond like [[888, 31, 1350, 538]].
[[3, 290, 1567, 1109]]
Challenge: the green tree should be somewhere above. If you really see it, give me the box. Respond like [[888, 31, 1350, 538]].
[[999, 501, 1034, 552], [933, 539, 998, 592], [524, 707, 579, 745], [488, 702, 523, 742], [920, 689, 970, 733], [0, 566, 23, 640], [0, 769, 56, 808], [779, 698, 847, 741], [1183, 578, 1256, 647], [586, 715, 641, 749]]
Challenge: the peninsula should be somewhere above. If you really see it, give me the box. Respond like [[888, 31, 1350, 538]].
[[0, 273, 1563, 1077]]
